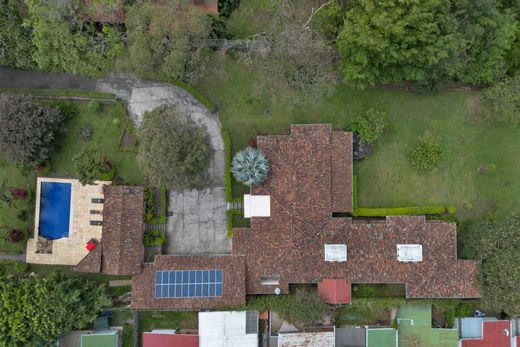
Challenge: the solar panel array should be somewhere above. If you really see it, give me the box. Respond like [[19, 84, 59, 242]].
[[155, 269, 223, 298]]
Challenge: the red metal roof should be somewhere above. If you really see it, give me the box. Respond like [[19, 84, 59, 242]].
[[461, 321, 511, 347], [318, 279, 351, 304], [143, 333, 199, 347]]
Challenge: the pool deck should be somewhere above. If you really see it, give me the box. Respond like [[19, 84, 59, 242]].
[[26, 177, 111, 265]]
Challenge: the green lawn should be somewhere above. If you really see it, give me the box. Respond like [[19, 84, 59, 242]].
[[110, 310, 134, 347], [197, 55, 520, 219], [0, 98, 143, 254]]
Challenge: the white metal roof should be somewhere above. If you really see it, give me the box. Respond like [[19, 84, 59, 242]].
[[244, 194, 271, 218], [325, 244, 347, 262], [397, 244, 423, 262], [199, 311, 258, 347]]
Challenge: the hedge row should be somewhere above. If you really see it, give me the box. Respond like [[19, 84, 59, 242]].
[[226, 209, 242, 238], [352, 175, 358, 209], [352, 205, 455, 217], [171, 80, 217, 113], [146, 186, 168, 224]]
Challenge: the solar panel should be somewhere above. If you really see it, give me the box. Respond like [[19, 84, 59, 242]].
[[155, 269, 224, 299]]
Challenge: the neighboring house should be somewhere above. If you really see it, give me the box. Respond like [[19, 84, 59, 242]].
[[26, 178, 145, 276], [132, 124, 480, 311], [457, 317, 519, 347], [277, 328, 336, 347], [80, 330, 120, 347], [143, 330, 198, 347], [142, 311, 257, 347]]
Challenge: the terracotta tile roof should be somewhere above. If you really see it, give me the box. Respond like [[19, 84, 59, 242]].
[[131, 255, 246, 310], [74, 186, 145, 275], [233, 125, 480, 299]]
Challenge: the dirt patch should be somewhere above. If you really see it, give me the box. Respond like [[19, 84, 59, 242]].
[[465, 94, 485, 124]]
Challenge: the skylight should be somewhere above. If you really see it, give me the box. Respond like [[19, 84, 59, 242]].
[[397, 244, 423, 262], [325, 244, 347, 262]]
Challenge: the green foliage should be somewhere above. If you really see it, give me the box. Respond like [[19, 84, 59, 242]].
[[219, 0, 240, 18], [348, 108, 388, 144], [25, 0, 123, 77], [352, 174, 358, 209], [247, 289, 329, 324], [222, 128, 234, 202], [146, 186, 167, 224], [125, 0, 212, 84], [0, 271, 111, 346], [78, 123, 94, 141], [144, 187, 155, 221], [458, 215, 520, 315], [409, 132, 443, 170], [88, 100, 101, 113], [226, 209, 242, 238], [483, 75, 520, 126], [313, 1, 345, 40], [138, 105, 212, 190], [143, 230, 166, 246], [0, 0, 35, 69], [231, 147, 270, 186], [73, 145, 103, 185], [13, 262, 29, 273], [0, 94, 63, 164], [49, 100, 78, 120], [352, 205, 449, 217], [446, 205, 457, 214], [337, 0, 517, 88]]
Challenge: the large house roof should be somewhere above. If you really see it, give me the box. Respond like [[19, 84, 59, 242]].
[[131, 255, 246, 310], [75, 186, 144, 275], [233, 124, 480, 298]]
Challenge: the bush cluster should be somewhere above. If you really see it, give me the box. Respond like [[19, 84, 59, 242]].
[[348, 108, 388, 144], [77, 123, 93, 141], [143, 230, 166, 247], [49, 100, 77, 120], [144, 187, 156, 221], [409, 132, 442, 170]]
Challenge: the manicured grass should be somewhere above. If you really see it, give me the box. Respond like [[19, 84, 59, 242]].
[[138, 311, 198, 346], [0, 97, 143, 254], [352, 284, 406, 298], [0, 88, 115, 98], [110, 310, 134, 347], [197, 55, 520, 219]]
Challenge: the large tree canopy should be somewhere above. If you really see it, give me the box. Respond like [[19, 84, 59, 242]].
[[138, 105, 212, 190], [458, 215, 520, 315], [0, 94, 63, 164], [125, 0, 212, 84], [0, 271, 111, 346], [25, 0, 122, 77], [338, 0, 517, 88], [0, 0, 35, 69]]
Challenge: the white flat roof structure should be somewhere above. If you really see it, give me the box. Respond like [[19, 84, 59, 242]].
[[244, 194, 271, 218], [199, 311, 258, 347], [325, 244, 347, 262], [397, 244, 423, 262]]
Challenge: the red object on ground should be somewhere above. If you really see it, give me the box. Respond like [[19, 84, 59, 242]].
[[86, 241, 96, 251], [461, 320, 513, 347], [143, 333, 199, 347], [318, 279, 351, 304]]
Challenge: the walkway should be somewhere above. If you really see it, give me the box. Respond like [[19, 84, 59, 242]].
[[0, 67, 231, 255], [0, 253, 26, 262]]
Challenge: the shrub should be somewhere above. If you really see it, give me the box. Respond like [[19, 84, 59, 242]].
[[88, 100, 101, 112], [10, 188, 27, 200], [143, 230, 165, 247], [37, 160, 51, 174], [49, 100, 77, 120], [219, 0, 240, 17], [483, 75, 520, 126], [73, 145, 104, 185], [17, 210, 28, 221], [409, 132, 442, 170], [247, 289, 329, 324], [231, 147, 270, 187], [446, 205, 457, 214], [13, 262, 29, 273], [222, 128, 233, 202], [144, 187, 155, 221], [0, 94, 63, 164], [347, 108, 388, 144], [0, 265, 5, 276], [77, 123, 93, 141], [5, 228, 25, 243]]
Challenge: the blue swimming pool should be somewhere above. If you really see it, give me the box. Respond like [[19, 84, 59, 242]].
[[38, 182, 72, 240]]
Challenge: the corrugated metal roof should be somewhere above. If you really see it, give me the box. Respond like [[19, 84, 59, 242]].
[[335, 326, 366, 347], [461, 318, 485, 339], [199, 311, 258, 347]]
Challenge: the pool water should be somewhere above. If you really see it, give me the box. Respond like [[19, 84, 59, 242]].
[[38, 182, 71, 240]]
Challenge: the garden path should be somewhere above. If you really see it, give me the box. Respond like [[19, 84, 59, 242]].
[[0, 67, 231, 255]]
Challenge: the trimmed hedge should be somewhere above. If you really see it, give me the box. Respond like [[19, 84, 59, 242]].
[[223, 128, 233, 202], [352, 206, 450, 217], [226, 209, 242, 238], [172, 80, 217, 113], [352, 175, 358, 209], [147, 186, 167, 224]]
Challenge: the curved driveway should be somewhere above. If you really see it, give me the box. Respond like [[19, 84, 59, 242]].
[[0, 67, 231, 255]]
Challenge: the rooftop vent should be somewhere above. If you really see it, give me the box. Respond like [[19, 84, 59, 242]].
[[91, 198, 104, 204], [260, 276, 279, 285], [325, 244, 347, 262], [397, 244, 423, 262], [90, 220, 103, 226]]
